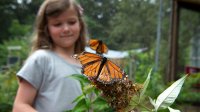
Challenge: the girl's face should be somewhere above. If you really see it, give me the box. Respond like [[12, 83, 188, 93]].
[[47, 6, 80, 51]]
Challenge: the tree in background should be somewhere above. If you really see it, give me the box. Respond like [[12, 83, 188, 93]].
[[79, 0, 119, 42], [0, 0, 42, 43], [1, 0, 200, 80], [108, 0, 158, 50]]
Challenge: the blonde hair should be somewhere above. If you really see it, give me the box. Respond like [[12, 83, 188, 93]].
[[31, 0, 87, 54]]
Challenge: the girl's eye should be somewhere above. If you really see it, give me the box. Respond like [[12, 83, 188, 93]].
[[68, 21, 77, 25], [53, 23, 62, 27]]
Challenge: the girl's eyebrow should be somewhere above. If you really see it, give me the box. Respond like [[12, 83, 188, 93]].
[[50, 18, 77, 23], [48, 19, 60, 23], [67, 18, 78, 20]]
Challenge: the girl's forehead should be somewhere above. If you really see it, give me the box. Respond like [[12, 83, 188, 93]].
[[47, 6, 78, 21]]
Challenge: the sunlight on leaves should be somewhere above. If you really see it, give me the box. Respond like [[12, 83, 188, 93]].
[[168, 107, 181, 112], [139, 68, 152, 103], [155, 75, 187, 111]]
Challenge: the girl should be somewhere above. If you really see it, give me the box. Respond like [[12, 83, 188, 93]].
[[13, 0, 87, 111]]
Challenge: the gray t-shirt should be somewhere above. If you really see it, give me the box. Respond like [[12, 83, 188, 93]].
[[17, 49, 82, 112]]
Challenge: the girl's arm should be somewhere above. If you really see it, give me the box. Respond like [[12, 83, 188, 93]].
[[13, 79, 38, 112]]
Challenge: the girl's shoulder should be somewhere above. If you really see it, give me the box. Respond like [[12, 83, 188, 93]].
[[28, 49, 53, 61], [37, 49, 50, 54]]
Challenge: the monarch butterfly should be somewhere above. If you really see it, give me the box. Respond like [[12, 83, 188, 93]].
[[89, 39, 108, 54], [75, 51, 126, 84]]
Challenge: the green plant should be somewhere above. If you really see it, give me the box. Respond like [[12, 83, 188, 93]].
[[8, 19, 32, 38], [0, 65, 19, 112], [66, 74, 113, 112], [0, 38, 30, 66], [127, 51, 166, 99], [177, 73, 200, 104], [68, 69, 187, 112]]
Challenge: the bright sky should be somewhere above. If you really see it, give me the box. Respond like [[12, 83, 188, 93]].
[[17, 0, 32, 4], [145, 0, 156, 4]]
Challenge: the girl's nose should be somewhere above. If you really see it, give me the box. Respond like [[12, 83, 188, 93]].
[[63, 24, 70, 31]]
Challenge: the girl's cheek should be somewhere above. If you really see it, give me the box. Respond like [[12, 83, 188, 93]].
[[49, 27, 60, 35]]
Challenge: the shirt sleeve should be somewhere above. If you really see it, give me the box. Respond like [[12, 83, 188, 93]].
[[17, 51, 45, 90]]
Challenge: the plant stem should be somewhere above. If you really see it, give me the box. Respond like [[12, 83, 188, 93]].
[[138, 103, 152, 112], [132, 100, 152, 112]]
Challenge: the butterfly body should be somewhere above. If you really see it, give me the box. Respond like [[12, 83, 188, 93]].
[[96, 56, 107, 79], [77, 51, 125, 84]]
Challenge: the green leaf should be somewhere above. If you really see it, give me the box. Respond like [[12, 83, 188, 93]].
[[85, 98, 91, 108], [92, 97, 109, 111], [149, 97, 156, 108], [94, 88, 101, 96], [139, 68, 152, 102], [124, 95, 140, 112], [155, 75, 187, 111], [83, 85, 96, 94], [168, 107, 181, 112], [72, 94, 85, 103], [67, 74, 89, 83], [67, 74, 90, 89], [72, 99, 89, 112]]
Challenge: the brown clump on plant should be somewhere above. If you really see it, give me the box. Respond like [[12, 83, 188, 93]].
[[91, 77, 143, 112]]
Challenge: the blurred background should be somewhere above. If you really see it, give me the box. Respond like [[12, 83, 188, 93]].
[[0, 0, 199, 111]]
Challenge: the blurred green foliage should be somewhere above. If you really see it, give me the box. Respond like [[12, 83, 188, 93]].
[[127, 51, 166, 98], [0, 0, 42, 42], [9, 19, 32, 38], [177, 73, 200, 104], [0, 38, 30, 66], [0, 65, 19, 112]]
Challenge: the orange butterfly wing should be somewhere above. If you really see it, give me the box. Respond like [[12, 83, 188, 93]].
[[99, 44, 108, 54], [98, 60, 125, 83], [77, 52, 125, 84], [89, 39, 99, 50], [77, 52, 102, 78], [78, 51, 101, 65], [89, 39, 108, 54]]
